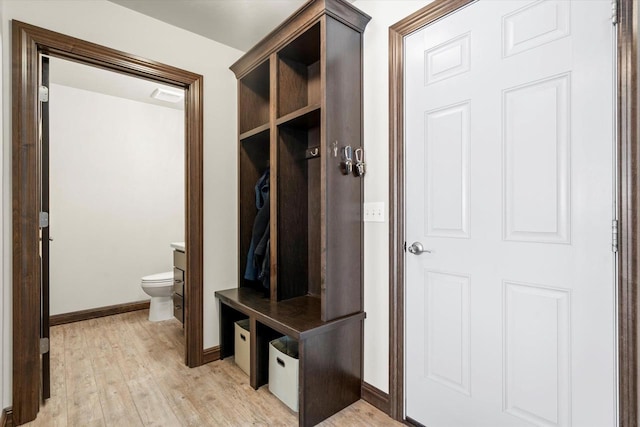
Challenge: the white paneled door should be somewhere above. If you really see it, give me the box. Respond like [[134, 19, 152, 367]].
[[404, 1, 616, 426]]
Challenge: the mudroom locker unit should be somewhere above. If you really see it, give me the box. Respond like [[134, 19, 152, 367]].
[[214, 0, 370, 425]]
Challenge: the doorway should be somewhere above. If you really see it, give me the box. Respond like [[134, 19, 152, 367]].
[[46, 56, 185, 323], [12, 20, 204, 425], [389, 0, 638, 425]]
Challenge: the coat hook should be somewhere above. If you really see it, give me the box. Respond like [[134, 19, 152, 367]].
[[305, 146, 321, 160]]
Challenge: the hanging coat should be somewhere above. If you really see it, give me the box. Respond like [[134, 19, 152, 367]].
[[244, 169, 270, 284]]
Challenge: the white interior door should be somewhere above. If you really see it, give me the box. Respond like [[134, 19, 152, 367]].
[[404, 1, 616, 426]]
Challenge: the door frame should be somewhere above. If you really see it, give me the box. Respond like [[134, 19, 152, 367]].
[[12, 20, 205, 425], [388, 0, 638, 424]]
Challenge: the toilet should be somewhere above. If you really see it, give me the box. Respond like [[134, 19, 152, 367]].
[[141, 271, 174, 321]]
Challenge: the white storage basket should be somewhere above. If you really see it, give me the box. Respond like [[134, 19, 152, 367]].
[[234, 319, 250, 375], [269, 336, 299, 412]]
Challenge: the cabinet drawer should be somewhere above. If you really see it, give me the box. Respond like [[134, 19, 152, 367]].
[[173, 293, 184, 323], [173, 249, 186, 271], [173, 268, 184, 296]]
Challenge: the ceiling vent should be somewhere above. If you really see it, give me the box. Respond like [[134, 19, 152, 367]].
[[150, 88, 184, 103]]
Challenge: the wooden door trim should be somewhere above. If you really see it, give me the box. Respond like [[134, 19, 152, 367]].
[[388, 0, 638, 424], [12, 20, 204, 425], [616, 1, 638, 426]]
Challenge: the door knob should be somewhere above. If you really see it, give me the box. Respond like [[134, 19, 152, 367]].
[[408, 242, 430, 255]]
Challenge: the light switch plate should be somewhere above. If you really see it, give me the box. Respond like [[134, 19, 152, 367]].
[[364, 202, 385, 222]]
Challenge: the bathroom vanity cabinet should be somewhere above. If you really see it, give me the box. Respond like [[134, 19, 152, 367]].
[[173, 249, 185, 324], [215, 1, 369, 425]]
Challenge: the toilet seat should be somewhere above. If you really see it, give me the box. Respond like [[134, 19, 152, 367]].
[[141, 271, 173, 286]]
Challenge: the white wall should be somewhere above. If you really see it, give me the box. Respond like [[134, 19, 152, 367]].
[[0, 0, 243, 407], [353, 0, 431, 393], [49, 83, 184, 315]]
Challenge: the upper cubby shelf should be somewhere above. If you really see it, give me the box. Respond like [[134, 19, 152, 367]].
[[278, 22, 321, 118], [275, 104, 320, 128], [240, 122, 270, 142], [239, 60, 270, 135]]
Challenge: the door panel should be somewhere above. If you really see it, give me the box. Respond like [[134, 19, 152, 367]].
[[425, 270, 471, 396], [425, 101, 470, 238], [503, 74, 570, 243], [40, 54, 51, 401], [503, 281, 571, 426], [405, 1, 615, 426]]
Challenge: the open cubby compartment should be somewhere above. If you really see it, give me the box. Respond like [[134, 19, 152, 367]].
[[276, 114, 321, 302], [239, 129, 271, 290], [256, 321, 285, 387], [277, 22, 321, 118], [239, 60, 270, 134], [219, 304, 251, 359]]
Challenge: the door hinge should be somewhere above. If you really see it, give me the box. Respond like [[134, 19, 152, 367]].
[[38, 85, 49, 103], [39, 337, 49, 354], [611, 0, 619, 25], [612, 219, 619, 252], [39, 211, 49, 228], [403, 241, 407, 252]]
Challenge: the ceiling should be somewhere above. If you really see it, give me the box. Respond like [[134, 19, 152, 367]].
[[52, 0, 360, 107], [49, 57, 185, 110], [108, 0, 355, 52]]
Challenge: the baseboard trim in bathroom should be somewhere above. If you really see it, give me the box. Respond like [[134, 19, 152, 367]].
[[361, 382, 390, 415], [1, 407, 14, 427], [50, 301, 151, 326], [203, 346, 221, 364]]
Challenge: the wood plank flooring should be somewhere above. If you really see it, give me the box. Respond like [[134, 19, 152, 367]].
[[26, 310, 400, 426]]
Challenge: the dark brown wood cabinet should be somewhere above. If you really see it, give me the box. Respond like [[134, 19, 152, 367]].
[[173, 250, 185, 324], [215, 1, 370, 425]]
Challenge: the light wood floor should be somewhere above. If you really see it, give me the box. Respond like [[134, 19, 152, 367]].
[[25, 310, 400, 426]]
